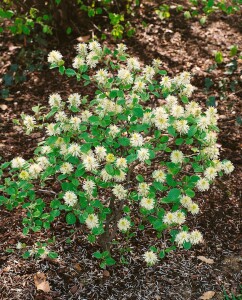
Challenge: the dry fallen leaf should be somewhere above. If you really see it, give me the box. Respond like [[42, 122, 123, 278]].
[[0, 104, 8, 111], [103, 270, 110, 277], [34, 272, 50, 293], [197, 256, 214, 264], [5, 97, 14, 101], [199, 291, 215, 299], [77, 35, 90, 43]]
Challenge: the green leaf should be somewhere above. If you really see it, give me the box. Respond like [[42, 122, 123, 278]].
[[136, 174, 144, 182], [93, 251, 102, 259], [185, 189, 195, 198], [48, 252, 58, 259], [105, 164, 115, 176], [188, 125, 197, 137], [153, 182, 165, 191], [66, 212, 76, 225], [183, 241, 192, 250], [105, 257, 116, 266], [162, 188, 180, 203], [65, 68, 76, 77], [118, 137, 130, 146], [159, 250, 166, 259], [214, 51, 223, 64], [133, 107, 143, 118]]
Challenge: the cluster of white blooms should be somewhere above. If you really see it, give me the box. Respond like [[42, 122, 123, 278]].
[[48, 50, 63, 64], [180, 195, 199, 215], [29, 163, 43, 179], [137, 148, 150, 162], [170, 150, 184, 164], [49, 93, 62, 108], [143, 251, 158, 266], [130, 133, 143, 147], [23, 115, 36, 132], [140, 197, 155, 210], [68, 93, 81, 108], [83, 180, 96, 196], [138, 182, 150, 197], [60, 162, 73, 174], [175, 230, 203, 246], [118, 218, 131, 231], [152, 169, 166, 182], [85, 214, 99, 229], [63, 191, 78, 206], [11, 157, 26, 168], [163, 210, 186, 225], [112, 184, 127, 200]]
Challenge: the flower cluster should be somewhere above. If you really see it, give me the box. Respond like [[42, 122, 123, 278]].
[[1, 42, 234, 267]]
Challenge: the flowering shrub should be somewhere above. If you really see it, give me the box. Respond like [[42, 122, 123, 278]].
[[0, 41, 234, 267]]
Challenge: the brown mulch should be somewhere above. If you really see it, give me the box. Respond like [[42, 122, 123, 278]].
[[0, 4, 241, 300]]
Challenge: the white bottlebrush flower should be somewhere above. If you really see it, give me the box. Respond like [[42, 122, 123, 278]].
[[118, 68, 133, 85], [180, 71, 191, 85], [116, 157, 128, 169], [152, 58, 162, 70], [83, 155, 99, 172], [11, 157, 26, 168], [133, 80, 147, 92], [86, 51, 99, 68], [174, 120, 189, 135], [143, 251, 158, 266], [154, 115, 169, 130], [197, 116, 210, 131], [114, 170, 126, 182], [204, 131, 217, 144], [112, 184, 127, 200], [163, 212, 175, 225], [196, 177, 210, 191], [130, 133, 143, 147], [185, 101, 201, 117], [100, 169, 113, 182], [23, 115, 36, 131], [55, 111, 67, 122], [117, 43, 127, 55], [70, 117, 82, 130], [68, 143, 81, 157], [152, 169, 166, 183], [76, 43, 88, 57], [173, 211, 186, 225], [202, 146, 220, 160], [89, 41, 102, 54], [180, 195, 192, 208], [181, 83, 195, 97], [81, 110, 92, 122], [60, 162, 73, 175], [118, 218, 131, 232], [222, 160, 234, 174], [46, 123, 61, 136], [106, 153, 116, 163], [72, 56, 85, 69], [142, 111, 153, 124], [188, 202, 199, 215], [95, 146, 107, 161], [138, 182, 150, 197], [140, 197, 155, 210], [137, 148, 150, 162], [189, 230, 203, 245], [19, 170, 30, 180], [204, 167, 217, 181], [29, 163, 42, 178], [95, 69, 109, 85], [48, 93, 62, 108], [85, 214, 99, 229], [83, 180, 96, 195], [170, 150, 184, 164], [127, 57, 140, 71], [109, 125, 120, 138], [165, 95, 178, 109], [171, 105, 184, 118], [175, 231, 190, 246], [161, 76, 172, 89], [40, 146, 51, 155], [142, 66, 155, 82], [68, 93, 81, 107], [36, 157, 50, 168], [47, 50, 63, 64], [63, 191, 77, 206]]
